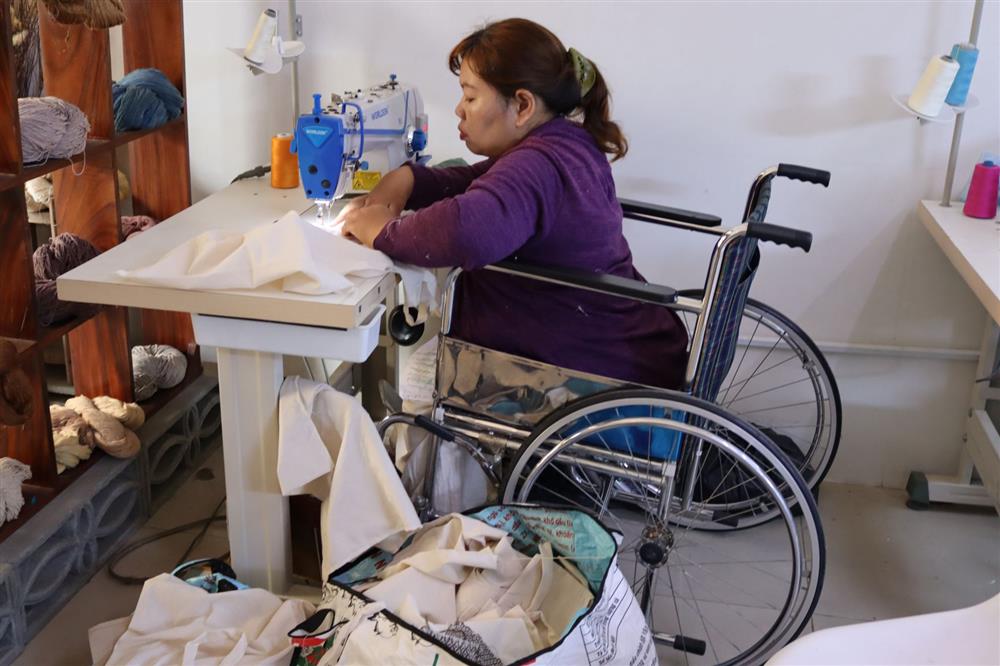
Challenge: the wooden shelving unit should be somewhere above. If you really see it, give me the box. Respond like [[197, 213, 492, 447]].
[[0, 0, 199, 535]]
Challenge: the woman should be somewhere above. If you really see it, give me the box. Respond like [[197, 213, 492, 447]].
[[341, 18, 688, 389]]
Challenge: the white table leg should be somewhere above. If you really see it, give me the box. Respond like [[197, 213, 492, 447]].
[[908, 320, 1000, 511], [215, 347, 291, 592]]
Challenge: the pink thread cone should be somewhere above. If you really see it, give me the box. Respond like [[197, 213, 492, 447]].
[[964, 161, 999, 219]]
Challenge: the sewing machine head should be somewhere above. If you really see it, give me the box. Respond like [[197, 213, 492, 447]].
[[292, 75, 428, 225]]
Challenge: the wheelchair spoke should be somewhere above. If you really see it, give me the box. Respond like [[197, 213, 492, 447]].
[[676, 576, 771, 659], [735, 399, 827, 417], [669, 546, 791, 596], [717, 354, 799, 398], [665, 563, 698, 665], [720, 332, 788, 407], [719, 315, 764, 406], [726, 340, 798, 400], [724, 375, 818, 408], [767, 422, 832, 430], [671, 556, 766, 662]]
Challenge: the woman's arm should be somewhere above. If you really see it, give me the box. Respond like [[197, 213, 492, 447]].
[[372, 148, 562, 269], [338, 159, 495, 224], [404, 159, 495, 209]]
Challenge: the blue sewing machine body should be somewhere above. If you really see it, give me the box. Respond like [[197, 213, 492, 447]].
[[292, 75, 427, 222]]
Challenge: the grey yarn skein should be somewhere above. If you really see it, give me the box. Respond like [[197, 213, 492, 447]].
[[131, 345, 187, 401], [18, 97, 90, 164]]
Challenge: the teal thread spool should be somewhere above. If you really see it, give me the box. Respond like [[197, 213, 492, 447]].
[[945, 42, 978, 106]]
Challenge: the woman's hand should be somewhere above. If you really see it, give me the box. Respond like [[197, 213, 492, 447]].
[[341, 202, 397, 248], [332, 194, 370, 225]]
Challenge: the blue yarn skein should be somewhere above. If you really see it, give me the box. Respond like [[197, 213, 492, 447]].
[[112, 68, 184, 133]]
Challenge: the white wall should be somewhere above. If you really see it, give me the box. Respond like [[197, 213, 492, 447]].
[[183, 0, 301, 202], [182, 0, 999, 488]]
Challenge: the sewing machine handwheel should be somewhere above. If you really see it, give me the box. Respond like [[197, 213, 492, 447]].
[[388, 305, 425, 346]]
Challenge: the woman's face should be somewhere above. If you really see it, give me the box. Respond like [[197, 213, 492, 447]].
[[454, 61, 521, 158]]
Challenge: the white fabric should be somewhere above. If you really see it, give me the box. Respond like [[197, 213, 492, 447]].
[[117, 210, 436, 313], [277, 376, 420, 579], [344, 513, 594, 663], [104, 574, 313, 666], [89, 615, 132, 666]]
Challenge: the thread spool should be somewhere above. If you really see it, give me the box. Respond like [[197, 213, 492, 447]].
[[945, 43, 978, 107], [271, 133, 299, 189], [908, 54, 959, 118], [963, 161, 999, 220], [244, 9, 278, 66]]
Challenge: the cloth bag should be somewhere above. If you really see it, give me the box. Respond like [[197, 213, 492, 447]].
[[288, 505, 657, 666]]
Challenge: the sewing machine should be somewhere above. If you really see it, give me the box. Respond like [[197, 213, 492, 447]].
[[293, 75, 428, 224]]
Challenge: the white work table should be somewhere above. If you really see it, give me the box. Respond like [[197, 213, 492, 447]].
[[911, 200, 1000, 511], [59, 179, 395, 592]]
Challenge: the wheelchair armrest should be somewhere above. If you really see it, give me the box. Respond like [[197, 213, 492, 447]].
[[490, 259, 677, 306], [619, 198, 722, 228]]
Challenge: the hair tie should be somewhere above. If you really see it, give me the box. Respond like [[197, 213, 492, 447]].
[[568, 47, 596, 98]]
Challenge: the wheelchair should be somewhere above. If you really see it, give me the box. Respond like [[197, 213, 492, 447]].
[[380, 164, 832, 665]]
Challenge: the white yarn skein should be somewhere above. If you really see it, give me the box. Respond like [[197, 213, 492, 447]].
[[0, 458, 32, 523]]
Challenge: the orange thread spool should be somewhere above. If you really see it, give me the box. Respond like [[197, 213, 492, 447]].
[[270, 133, 299, 189]]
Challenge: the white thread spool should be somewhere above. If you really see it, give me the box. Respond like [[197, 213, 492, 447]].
[[244, 9, 278, 66], [908, 55, 960, 118]]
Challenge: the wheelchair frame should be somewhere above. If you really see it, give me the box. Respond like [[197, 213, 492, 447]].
[[379, 163, 831, 664]]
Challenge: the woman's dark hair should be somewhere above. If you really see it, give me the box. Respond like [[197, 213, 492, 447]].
[[448, 18, 628, 161]]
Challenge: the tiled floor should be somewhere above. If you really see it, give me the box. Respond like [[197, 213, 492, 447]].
[[15, 462, 999, 665]]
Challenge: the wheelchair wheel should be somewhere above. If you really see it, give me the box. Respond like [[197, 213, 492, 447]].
[[502, 389, 825, 666], [674, 291, 842, 499]]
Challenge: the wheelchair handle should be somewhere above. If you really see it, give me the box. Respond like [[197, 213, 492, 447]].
[[777, 163, 831, 187], [746, 222, 812, 252]]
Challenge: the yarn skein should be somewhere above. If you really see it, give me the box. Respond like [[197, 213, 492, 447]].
[[50, 404, 98, 448], [33, 233, 100, 327], [64, 395, 140, 459], [0, 341, 33, 427], [93, 395, 145, 430], [41, 0, 125, 29], [121, 214, 157, 240], [24, 175, 52, 213], [28, 170, 129, 212], [18, 97, 90, 164], [132, 345, 187, 401], [112, 68, 184, 133], [0, 458, 32, 523]]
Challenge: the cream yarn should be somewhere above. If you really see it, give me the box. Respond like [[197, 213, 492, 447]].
[[64, 395, 140, 459], [93, 395, 145, 430]]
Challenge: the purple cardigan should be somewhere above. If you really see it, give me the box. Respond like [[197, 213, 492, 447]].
[[374, 117, 688, 389]]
